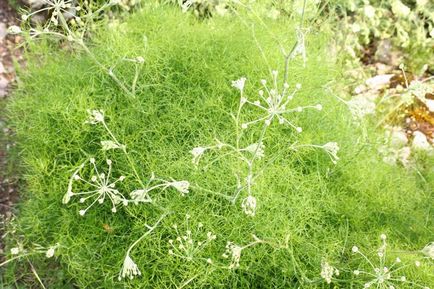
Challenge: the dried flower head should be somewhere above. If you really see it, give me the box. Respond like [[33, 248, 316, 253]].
[[118, 254, 141, 280], [241, 195, 257, 217], [242, 143, 265, 159], [45, 243, 59, 258], [232, 77, 247, 92], [191, 147, 207, 165], [168, 180, 190, 195], [130, 189, 152, 204], [322, 142, 340, 164], [320, 260, 339, 284], [223, 241, 243, 269], [86, 109, 105, 124], [239, 71, 321, 133], [10, 247, 20, 255], [421, 242, 434, 259], [101, 140, 125, 151]]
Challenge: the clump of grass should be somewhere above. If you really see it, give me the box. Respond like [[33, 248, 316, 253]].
[[2, 2, 433, 288]]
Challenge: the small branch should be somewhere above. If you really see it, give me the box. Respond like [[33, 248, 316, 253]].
[[126, 213, 168, 256]]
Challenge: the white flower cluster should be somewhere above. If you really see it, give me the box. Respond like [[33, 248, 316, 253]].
[[241, 195, 257, 217], [222, 236, 265, 270], [350, 234, 429, 289], [21, 0, 80, 27], [85, 109, 105, 124], [168, 214, 216, 262], [119, 254, 141, 280], [222, 241, 243, 269], [63, 110, 190, 215], [7, 242, 59, 263], [191, 71, 329, 217], [130, 177, 190, 204], [320, 260, 339, 284], [63, 158, 128, 216], [422, 242, 434, 260], [321, 142, 340, 164], [238, 71, 322, 132]]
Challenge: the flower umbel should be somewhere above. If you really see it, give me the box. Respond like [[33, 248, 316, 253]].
[[239, 71, 321, 132], [241, 143, 265, 159], [129, 174, 190, 204], [241, 195, 257, 217], [191, 147, 207, 166], [351, 234, 428, 289], [64, 158, 128, 215], [101, 140, 125, 151], [421, 242, 434, 259], [320, 260, 339, 284], [322, 142, 340, 164], [168, 214, 216, 262], [222, 235, 265, 269], [232, 77, 247, 92], [85, 109, 105, 124], [118, 214, 167, 280], [119, 254, 141, 280], [223, 241, 243, 269]]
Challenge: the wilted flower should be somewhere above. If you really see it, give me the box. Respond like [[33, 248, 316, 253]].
[[86, 109, 105, 124], [118, 254, 141, 280], [232, 77, 247, 92], [10, 247, 20, 255], [168, 180, 190, 195], [223, 242, 243, 269], [63, 163, 85, 204], [351, 234, 428, 289], [8, 25, 21, 34], [242, 143, 265, 159], [421, 243, 434, 259], [322, 142, 340, 164], [241, 195, 257, 217], [292, 28, 308, 66], [130, 189, 152, 204], [101, 140, 125, 151], [45, 244, 59, 258], [64, 158, 129, 215], [191, 147, 207, 166], [320, 260, 339, 284]]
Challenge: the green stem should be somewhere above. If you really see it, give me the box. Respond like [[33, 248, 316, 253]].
[[102, 121, 145, 188], [126, 213, 168, 256]]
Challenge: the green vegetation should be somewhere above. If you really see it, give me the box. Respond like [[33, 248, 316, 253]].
[[2, 2, 433, 288]]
